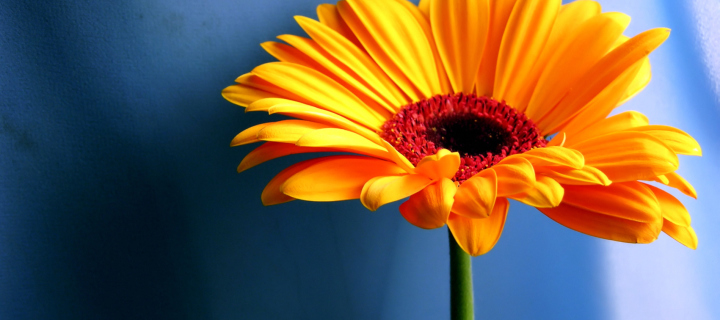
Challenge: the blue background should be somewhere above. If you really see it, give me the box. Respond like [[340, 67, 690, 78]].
[[1, 0, 719, 319]]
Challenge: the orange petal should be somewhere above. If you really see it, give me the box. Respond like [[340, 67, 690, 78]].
[[295, 128, 391, 160], [571, 131, 679, 181], [646, 184, 691, 227], [400, 178, 457, 229], [494, 0, 560, 107], [281, 156, 406, 202], [261, 158, 326, 206], [539, 202, 662, 244], [252, 62, 387, 129], [380, 140, 416, 173], [510, 175, 564, 208], [340, 0, 440, 100], [451, 169, 497, 219], [560, 182, 661, 223], [448, 198, 509, 256], [316, 3, 363, 49], [414, 149, 461, 180], [238, 142, 333, 173], [231, 122, 275, 146], [260, 41, 326, 71], [662, 219, 698, 249], [256, 120, 330, 143], [360, 174, 433, 211], [430, 0, 490, 93], [563, 110, 649, 145], [513, 146, 584, 169], [493, 156, 536, 196], [626, 125, 702, 156], [222, 84, 280, 108], [536, 165, 611, 186], [475, 0, 518, 96], [661, 172, 698, 199]]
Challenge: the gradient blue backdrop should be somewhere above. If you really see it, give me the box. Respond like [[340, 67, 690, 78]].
[[1, 0, 719, 319]]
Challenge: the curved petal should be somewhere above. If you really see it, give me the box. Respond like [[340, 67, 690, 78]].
[[296, 15, 409, 108], [646, 184, 691, 227], [399, 178, 457, 229], [295, 128, 390, 160], [222, 84, 283, 108], [339, 0, 441, 100], [414, 149, 461, 180], [260, 41, 327, 71], [539, 202, 662, 244], [509, 175, 564, 208], [494, 156, 536, 196], [618, 57, 652, 106], [662, 219, 698, 249], [661, 172, 698, 199], [256, 120, 331, 143], [231, 122, 275, 146], [281, 156, 406, 201], [361, 174, 433, 211], [316, 3, 363, 49], [560, 182, 661, 223], [571, 131, 679, 181], [238, 142, 332, 173], [430, 0, 490, 93], [563, 110, 649, 145], [380, 140, 416, 173], [451, 169, 497, 219], [261, 158, 326, 206], [494, 0, 560, 107], [448, 198, 509, 256], [475, 0, 518, 96], [626, 125, 702, 156], [252, 62, 388, 129], [536, 165, 611, 186], [512, 146, 584, 169]]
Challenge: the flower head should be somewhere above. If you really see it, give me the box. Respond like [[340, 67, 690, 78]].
[[224, 0, 701, 256]]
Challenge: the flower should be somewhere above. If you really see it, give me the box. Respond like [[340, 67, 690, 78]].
[[223, 0, 701, 256]]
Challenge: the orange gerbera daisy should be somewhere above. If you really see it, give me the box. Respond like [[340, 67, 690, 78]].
[[223, 0, 701, 256]]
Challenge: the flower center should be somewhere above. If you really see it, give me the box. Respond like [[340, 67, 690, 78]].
[[380, 93, 547, 182]]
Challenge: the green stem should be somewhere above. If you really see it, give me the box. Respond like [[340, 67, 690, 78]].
[[449, 228, 474, 320]]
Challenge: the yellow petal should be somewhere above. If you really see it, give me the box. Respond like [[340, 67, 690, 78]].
[[295, 128, 390, 160], [361, 174, 433, 211], [560, 182, 661, 223], [539, 202, 661, 244], [231, 122, 275, 146], [264, 99, 381, 143], [451, 169, 497, 219], [513, 146, 584, 169], [380, 140, 416, 173], [278, 33, 396, 114], [618, 57, 651, 106], [256, 120, 330, 143], [526, 12, 629, 118], [295, 15, 409, 108], [448, 198, 509, 256], [316, 3, 363, 49], [339, 0, 440, 100], [260, 41, 326, 71], [493, 156, 535, 196], [536, 165, 611, 186], [281, 156, 406, 202], [626, 125, 702, 156], [430, 0, 490, 93], [400, 178, 457, 229], [222, 84, 280, 108], [252, 62, 387, 129], [475, 0, 518, 96], [414, 149, 461, 180], [563, 111, 649, 145], [662, 172, 698, 199], [261, 158, 325, 206], [234, 73, 311, 105], [494, 0, 560, 107], [542, 28, 670, 133], [418, 0, 431, 18], [510, 175, 564, 208], [238, 142, 329, 173], [572, 131, 679, 181], [646, 184, 691, 227], [662, 219, 698, 249]]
